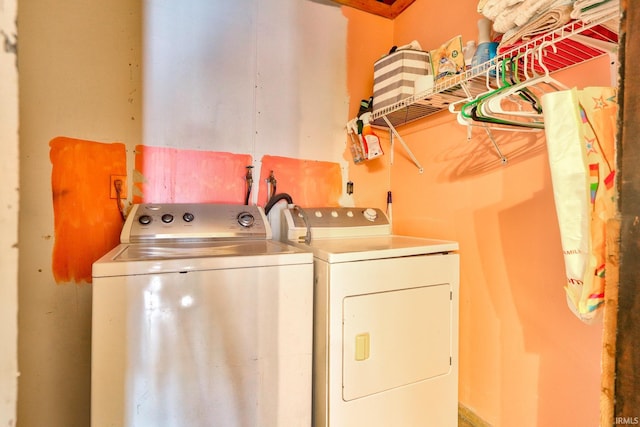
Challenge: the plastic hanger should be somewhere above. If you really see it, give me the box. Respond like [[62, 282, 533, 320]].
[[459, 59, 514, 121], [455, 109, 542, 133], [450, 68, 542, 134], [460, 58, 545, 129], [479, 55, 543, 118], [508, 54, 543, 111], [467, 41, 570, 128], [482, 42, 569, 118], [449, 50, 553, 132]]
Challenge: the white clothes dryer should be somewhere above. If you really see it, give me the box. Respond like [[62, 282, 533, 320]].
[[282, 206, 459, 427], [92, 203, 313, 427]]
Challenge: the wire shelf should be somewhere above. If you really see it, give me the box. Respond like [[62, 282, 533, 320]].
[[370, 11, 619, 129]]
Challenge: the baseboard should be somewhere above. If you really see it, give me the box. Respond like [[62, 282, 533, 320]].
[[459, 402, 493, 427]]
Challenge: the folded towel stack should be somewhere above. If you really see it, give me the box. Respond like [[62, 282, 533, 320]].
[[571, 0, 619, 23], [478, 0, 576, 49], [478, 0, 573, 33], [479, 0, 620, 49], [499, 3, 574, 48]]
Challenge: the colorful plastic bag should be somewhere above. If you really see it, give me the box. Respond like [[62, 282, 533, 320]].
[[542, 86, 617, 323]]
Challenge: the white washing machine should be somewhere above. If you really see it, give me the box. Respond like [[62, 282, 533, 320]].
[[91, 203, 313, 427], [281, 207, 459, 427]]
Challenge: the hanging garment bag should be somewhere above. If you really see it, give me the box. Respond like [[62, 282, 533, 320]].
[[542, 86, 617, 323]]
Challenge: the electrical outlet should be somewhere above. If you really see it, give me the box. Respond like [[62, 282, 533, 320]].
[[110, 175, 128, 199]]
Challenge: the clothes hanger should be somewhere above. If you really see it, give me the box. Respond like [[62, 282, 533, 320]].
[[451, 62, 542, 134], [459, 58, 517, 122], [479, 55, 543, 118], [462, 57, 545, 129], [455, 109, 542, 133], [450, 54, 544, 132], [509, 54, 543, 111], [482, 41, 569, 118]]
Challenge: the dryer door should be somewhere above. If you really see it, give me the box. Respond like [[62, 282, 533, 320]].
[[342, 284, 451, 401]]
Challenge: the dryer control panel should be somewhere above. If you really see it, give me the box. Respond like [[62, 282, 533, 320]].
[[282, 207, 391, 241], [121, 203, 271, 243]]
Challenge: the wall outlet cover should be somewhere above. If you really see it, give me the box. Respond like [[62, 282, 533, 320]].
[[110, 175, 127, 199]]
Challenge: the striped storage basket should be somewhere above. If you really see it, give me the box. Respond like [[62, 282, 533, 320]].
[[373, 49, 432, 113]]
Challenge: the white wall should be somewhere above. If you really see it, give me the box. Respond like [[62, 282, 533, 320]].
[[0, 0, 19, 425], [144, 0, 349, 195], [17, 1, 349, 426], [18, 1, 142, 426]]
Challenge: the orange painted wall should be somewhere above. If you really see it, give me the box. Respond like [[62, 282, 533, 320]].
[[50, 137, 127, 283], [342, 7, 394, 210], [50, 143, 345, 283], [259, 156, 343, 207], [133, 146, 253, 204], [344, 1, 612, 426], [133, 148, 344, 207]]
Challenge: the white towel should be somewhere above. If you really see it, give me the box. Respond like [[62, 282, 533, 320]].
[[499, 3, 574, 48], [492, 3, 527, 33], [513, 0, 572, 27], [480, 0, 525, 21], [571, 0, 619, 23], [484, 0, 572, 34]]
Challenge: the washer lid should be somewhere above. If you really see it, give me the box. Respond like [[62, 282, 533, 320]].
[[92, 240, 312, 277], [301, 235, 459, 263], [114, 240, 304, 261]]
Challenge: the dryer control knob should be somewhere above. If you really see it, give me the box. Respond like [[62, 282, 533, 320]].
[[363, 208, 377, 222], [161, 213, 174, 223], [183, 212, 195, 222]]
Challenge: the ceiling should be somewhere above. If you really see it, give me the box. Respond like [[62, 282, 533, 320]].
[[330, 0, 417, 19]]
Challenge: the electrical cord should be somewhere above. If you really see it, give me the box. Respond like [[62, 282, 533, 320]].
[[114, 179, 126, 222]]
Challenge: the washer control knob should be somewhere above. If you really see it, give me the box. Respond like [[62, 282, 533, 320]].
[[138, 215, 152, 225], [331, 211, 339, 218], [161, 213, 174, 224], [315, 211, 323, 218], [183, 212, 195, 222], [237, 212, 256, 228], [363, 208, 378, 222]]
